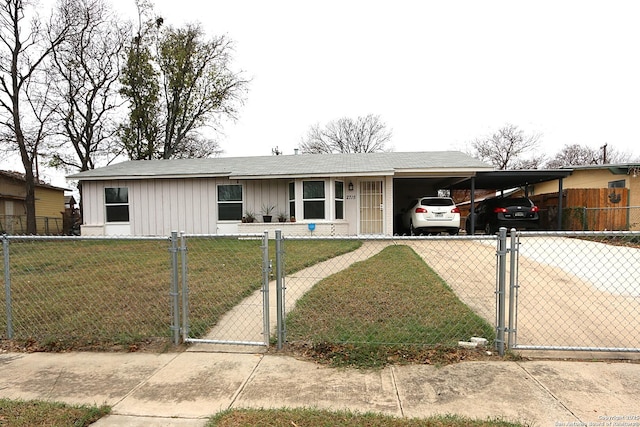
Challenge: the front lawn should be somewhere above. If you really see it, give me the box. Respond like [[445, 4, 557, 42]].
[[285, 245, 495, 367]]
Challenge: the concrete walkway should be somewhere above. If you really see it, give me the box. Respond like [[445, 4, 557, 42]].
[[0, 351, 639, 426]]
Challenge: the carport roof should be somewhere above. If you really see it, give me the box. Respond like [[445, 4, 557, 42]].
[[448, 169, 574, 191]]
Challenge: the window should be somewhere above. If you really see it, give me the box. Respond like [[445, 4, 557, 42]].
[[218, 184, 243, 220], [303, 181, 325, 219], [608, 180, 625, 188], [288, 182, 296, 219], [335, 181, 344, 219], [105, 187, 129, 222]]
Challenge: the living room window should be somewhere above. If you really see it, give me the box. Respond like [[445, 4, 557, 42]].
[[303, 180, 325, 219]]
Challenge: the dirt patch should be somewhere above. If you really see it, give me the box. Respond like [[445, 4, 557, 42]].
[[277, 342, 504, 368]]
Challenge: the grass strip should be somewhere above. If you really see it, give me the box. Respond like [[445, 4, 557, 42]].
[[0, 398, 110, 426], [208, 408, 522, 426]]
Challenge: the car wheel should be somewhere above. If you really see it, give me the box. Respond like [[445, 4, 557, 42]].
[[484, 222, 494, 235], [409, 221, 415, 236], [448, 228, 459, 236]]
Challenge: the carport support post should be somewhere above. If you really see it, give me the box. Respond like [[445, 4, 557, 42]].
[[3, 235, 13, 339], [496, 227, 507, 356]]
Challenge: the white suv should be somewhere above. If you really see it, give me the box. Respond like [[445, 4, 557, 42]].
[[401, 197, 461, 235]]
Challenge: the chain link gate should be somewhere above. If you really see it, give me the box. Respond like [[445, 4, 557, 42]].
[[506, 230, 640, 353], [177, 232, 272, 347]]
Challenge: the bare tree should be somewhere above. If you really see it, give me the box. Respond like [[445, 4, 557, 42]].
[[470, 124, 540, 170], [299, 114, 393, 154], [0, 0, 74, 234], [545, 143, 631, 168], [48, 0, 129, 172]]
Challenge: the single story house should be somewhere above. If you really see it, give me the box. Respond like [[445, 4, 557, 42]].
[[0, 170, 69, 235], [67, 151, 495, 237]]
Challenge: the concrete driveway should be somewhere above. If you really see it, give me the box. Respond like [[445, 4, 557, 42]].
[[408, 235, 640, 352]]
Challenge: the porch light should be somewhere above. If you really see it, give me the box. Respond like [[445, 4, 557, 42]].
[[348, 182, 354, 191]]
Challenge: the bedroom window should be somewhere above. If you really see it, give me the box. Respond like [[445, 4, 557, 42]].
[[218, 184, 243, 220], [105, 187, 129, 222]]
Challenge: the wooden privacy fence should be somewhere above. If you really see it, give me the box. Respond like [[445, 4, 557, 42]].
[[531, 188, 633, 231]]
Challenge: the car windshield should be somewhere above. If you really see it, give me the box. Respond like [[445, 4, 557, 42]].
[[421, 198, 454, 207]]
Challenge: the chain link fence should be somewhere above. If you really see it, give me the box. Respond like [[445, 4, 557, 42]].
[[1, 235, 171, 351], [3, 231, 639, 356]]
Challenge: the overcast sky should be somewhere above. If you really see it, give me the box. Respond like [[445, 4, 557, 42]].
[[3, 0, 640, 187], [145, 0, 640, 161]]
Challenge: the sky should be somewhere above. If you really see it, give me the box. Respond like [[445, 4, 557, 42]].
[[148, 0, 640, 160], [3, 0, 640, 187]]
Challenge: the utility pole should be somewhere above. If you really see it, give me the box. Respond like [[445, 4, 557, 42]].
[[600, 143, 608, 164]]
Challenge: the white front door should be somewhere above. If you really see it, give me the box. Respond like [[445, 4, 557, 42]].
[[359, 181, 383, 234]]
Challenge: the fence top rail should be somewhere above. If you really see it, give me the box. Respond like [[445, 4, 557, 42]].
[[283, 234, 498, 242], [182, 233, 264, 239], [515, 230, 640, 238], [1, 234, 169, 242]]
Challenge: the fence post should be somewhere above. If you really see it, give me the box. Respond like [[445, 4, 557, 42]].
[[496, 227, 507, 356], [508, 229, 518, 350], [261, 231, 270, 346], [275, 229, 284, 349], [2, 234, 13, 339], [180, 232, 189, 343], [170, 231, 180, 345]]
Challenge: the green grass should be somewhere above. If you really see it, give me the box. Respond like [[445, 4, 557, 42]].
[[0, 398, 110, 426], [0, 237, 360, 351], [208, 408, 522, 427], [285, 245, 495, 367], [0, 402, 524, 427]]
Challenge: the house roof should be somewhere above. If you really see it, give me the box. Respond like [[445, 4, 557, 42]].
[[560, 163, 640, 175], [0, 170, 69, 191], [67, 151, 494, 181]]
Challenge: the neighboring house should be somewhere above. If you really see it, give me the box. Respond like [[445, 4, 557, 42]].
[[0, 170, 68, 235], [67, 151, 494, 237], [529, 163, 640, 230]]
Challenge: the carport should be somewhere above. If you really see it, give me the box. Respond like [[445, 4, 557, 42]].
[[448, 169, 574, 233]]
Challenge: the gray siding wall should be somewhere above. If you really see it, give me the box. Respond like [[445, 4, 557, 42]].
[[81, 178, 290, 236]]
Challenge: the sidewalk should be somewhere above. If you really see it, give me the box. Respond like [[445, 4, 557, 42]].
[[1, 350, 639, 426]]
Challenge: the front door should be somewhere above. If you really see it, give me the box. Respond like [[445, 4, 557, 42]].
[[359, 181, 383, 234]]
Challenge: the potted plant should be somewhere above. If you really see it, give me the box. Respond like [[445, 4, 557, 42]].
[[261, 204, 275, 223], [277, 212, 288, 223], [243, 210, 256, 223], [290, 216, 296, 223]]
